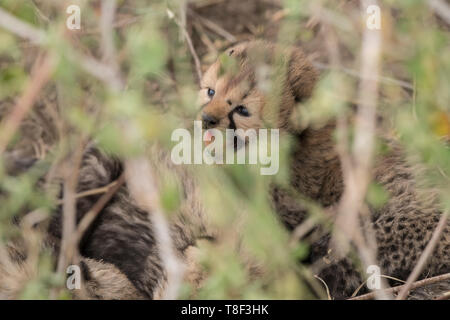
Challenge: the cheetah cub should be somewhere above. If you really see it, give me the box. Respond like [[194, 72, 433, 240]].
[[198, 40, 450, 299]]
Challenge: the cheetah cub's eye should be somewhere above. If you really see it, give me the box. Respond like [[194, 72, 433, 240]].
[[234, 105, 250, 117], [207, 88, 215, 98]]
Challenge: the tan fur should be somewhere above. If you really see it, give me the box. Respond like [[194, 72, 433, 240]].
[[0, 248, 34, 300], [75, 258, 145, 300], [0, 248, 144, 299], [198, 41, 450, 299], [0, 145, 212, 300], [198, 40, 318, 132]]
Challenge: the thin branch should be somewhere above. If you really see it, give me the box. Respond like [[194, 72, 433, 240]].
[[332, 0, 387, 299], [56, 139, 86, 274], [435, 291, 450, 300], [333, 0, 382, 256], [81, 16, 140, 35], [187, 8, 237, 43], [75, 53, 123, 90], [0, 8, 121, 91], [125, 158, 185, 300], [349, 273, 450, 300], [168, 7, 203, 85], [290, 216, 317, 245], [73, 173, 126, 246], [193, 21, 219, 55], [396, 210, 449, 299], [351, 274, 406, 297], [192, 0, 226, 9], [314, 275, 332, 300], [312, 62, 414, 91], [427, 0, 450, 24], [99, 0, 123, 91], [0, 54, 54, 155], [31, 0, 51, 24], [0, 8, 46, 44], [55, 179, 120, 205], [52, 171, 125, 299]]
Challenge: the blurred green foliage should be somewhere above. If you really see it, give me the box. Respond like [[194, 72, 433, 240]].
[[0, 0, 448, 299]]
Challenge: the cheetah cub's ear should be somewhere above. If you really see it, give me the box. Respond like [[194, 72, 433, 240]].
[[226, 41, 319, 131], [281, 46, 319, 133]]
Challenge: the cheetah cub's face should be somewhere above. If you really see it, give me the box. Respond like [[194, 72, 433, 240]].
[[198, 41, 319, 139]]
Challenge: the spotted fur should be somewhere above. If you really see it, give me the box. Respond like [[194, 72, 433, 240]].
[[199, 40, 450, 299]]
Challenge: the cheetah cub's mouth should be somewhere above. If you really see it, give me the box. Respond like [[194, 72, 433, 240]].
[[197, 40, 318, 143], [203, 128, 246, 154], [204, 129, 214, 146]]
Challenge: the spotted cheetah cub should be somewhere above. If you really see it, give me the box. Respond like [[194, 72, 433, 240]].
[[198, 40, 450, 299]]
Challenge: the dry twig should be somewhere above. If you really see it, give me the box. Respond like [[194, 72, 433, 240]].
[[314, 275, 332, 300], [332, 0, 389, 300], [100, 0, 123, 91], [0, 8, 121, 91], [168, 6, 203, 85], [0, 8, 46, 44], [73, 173, 126, 246], [434, 291, 450, 300], [427, 0, 450, 24], [56, 139, 87, 274], [312, 62, 414, 91], [55, 180, 120, 205], [187, 8, 237, 43], [125, 158, 185, 300]]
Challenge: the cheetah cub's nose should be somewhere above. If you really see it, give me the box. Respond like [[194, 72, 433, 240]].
[[202, 113, 218, 129]]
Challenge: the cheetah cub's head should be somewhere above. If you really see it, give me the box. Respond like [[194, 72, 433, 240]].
[[198, 40, 318, 140]]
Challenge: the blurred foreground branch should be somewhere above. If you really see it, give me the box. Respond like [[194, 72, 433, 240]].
[[0, 8, 121, 91], [0, 7, 45, 44], [427, 0, 450, 24], [125, 158, 185, 300], [332, 0, 389, 300], [0, 54, 55, 155]]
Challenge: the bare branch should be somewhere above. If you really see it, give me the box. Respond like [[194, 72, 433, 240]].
[[349, 273, 450, 300], [55, 179, 120, 205], [169, 6, 203, 85], [435, 291, 450, 300], [428, 0, 450, 24], [314, 275, 332, 300], [56, 139, 86, 274], [99, 0, 124, 91], [0, 7, 122, 91], [74, 173, 126, 246], [333, 0, 381, 254], [312, 62, 414, 91], [125, 157, 185, 300], [0, 8, 46, 44], [0, 54, 55, 155], [188, 8, 237, 43], [332, 0, 389, 299]]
